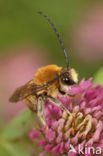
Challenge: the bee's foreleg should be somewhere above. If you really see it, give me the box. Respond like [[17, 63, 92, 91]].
[[47, 96, 71, 115], [37, 96, 46, 125]]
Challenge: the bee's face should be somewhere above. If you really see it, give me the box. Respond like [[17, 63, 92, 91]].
[[61, 76, 75, 85], [59, 68, 78, 93]]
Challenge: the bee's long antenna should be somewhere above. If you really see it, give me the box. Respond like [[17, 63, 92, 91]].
[[38, 11, 69, 69]]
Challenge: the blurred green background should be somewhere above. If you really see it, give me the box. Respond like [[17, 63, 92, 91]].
[[0, 0, 103, 77], [0, 0, 103, 131]]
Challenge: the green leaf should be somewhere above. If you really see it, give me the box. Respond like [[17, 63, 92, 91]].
[[0, 145, 10, 156], [94, 68, 103, 86], [1, 109, 35, 140], [0, 140, 31, 156]]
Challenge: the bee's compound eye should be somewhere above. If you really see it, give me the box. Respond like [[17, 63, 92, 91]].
[[62, 77, 75, 85]]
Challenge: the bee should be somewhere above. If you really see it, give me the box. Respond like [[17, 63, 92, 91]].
[[9, 11, 78, 125]]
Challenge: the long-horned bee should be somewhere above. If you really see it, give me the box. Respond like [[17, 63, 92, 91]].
[[9, 11, 78, 124]]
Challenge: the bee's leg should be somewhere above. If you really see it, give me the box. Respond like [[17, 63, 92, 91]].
[[37, 96, 46, 125], [47, 96, 71, 115]]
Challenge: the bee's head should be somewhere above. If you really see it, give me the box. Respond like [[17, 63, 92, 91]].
[[38, 12, 78, 92], [59, 68, 78, 93]]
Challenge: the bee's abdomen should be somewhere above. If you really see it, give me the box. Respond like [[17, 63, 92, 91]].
[[24, 95, 37, 112]]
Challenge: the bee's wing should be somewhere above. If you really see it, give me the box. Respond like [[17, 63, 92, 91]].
[[9, 80, 43, 103], [9, 75, 60, 103]]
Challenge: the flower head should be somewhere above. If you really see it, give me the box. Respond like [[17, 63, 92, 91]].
[[30, 78, 103, 156]]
